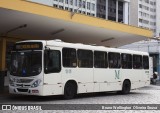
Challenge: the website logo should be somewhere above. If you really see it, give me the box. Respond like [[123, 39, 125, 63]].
[[2, 105, 11, 110]]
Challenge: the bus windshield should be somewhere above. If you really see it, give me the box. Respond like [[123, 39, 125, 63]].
[[10, 51, 42, 77]]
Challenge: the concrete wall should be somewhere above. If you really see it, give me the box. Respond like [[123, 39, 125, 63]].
[[129, 0, 138, 26], [28, 0, 97, 16], [28, 0, 53, 6], [156, 0, 160, 37]]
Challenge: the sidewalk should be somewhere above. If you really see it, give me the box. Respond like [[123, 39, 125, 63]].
[[155, 80, 160, 86]]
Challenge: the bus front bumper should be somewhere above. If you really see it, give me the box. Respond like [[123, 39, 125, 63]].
[[9, 85, 43, 96]]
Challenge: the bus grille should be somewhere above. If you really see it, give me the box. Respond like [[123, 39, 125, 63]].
[[17, 79, 33, 83], [17, 88, 28, 92]]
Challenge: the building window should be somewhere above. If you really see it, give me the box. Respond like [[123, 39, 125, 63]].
[[75, 0, 78, 6], [65, 7, 69, 10], [87, 12, 90, 15], [87, 2, 90, 10], [83, 1, 86, 8], [79, 0, 82, 7], [139, 4, 142, 8], [70, 0, 73, 5], [91, 3, 95, 11], [59, 0, 64, 3], [108, 0, 116, 21], [91, 13, 95, 16], [69, 8, 73, 12], [118, 1, 123, 22], [65, 0, 68, 4], [59, 6, 64, 9], [53, 4, 58, 8]]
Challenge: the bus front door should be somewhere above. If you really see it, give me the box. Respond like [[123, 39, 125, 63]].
[[43, 47, 62, 95]]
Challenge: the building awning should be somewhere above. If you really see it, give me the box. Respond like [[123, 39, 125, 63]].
[[0, 0, 153, 47]]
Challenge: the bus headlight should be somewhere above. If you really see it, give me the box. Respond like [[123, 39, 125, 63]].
[[31, 79, 41, 88]]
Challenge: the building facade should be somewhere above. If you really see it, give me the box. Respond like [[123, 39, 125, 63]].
[[125, 0, 160, 76], [29, 0, 97, 17], [96, 0, 130, 24], [130, 0, 160, 37], [29, 0, 130, 24]]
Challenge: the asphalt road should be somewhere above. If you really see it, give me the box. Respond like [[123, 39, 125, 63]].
[[0, 85, 160, 113]]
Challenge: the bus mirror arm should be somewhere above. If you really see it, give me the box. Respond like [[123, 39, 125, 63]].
[[45, 46, 50, 50]]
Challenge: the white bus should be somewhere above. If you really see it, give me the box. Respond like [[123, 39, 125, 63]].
[[9, 40, 150, 99]]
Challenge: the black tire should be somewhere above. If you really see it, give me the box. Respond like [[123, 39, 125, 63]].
[[64, 82, 77, 99], [121, 80, 131, 94]]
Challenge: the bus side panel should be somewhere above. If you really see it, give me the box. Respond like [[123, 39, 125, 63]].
[[42, 84, 63, 96], [106, 69, 123, 91], [61, 68, 94, 94], [94, 69, 122, 92], [94, 69, 108, 92], [77, 68, 94, 93], [121, 69, 146, 89], [142, 70, 150, 85], [78, 83, 94, 93], [43, 73, 63, 96]]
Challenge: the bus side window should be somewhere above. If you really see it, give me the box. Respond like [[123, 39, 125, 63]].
[[94, 51, 108, 68], [44, 50, 61, 74], [143, 56, 149, 69], [62, 48, 77, 67], [108, 52, 121, 69], [77, 49, 93, 68], [121, 53, 132, 69], [133, 55, 142, 69]]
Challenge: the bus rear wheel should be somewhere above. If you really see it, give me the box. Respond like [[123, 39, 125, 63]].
[[120, 80, 131, 94], [64, 82, 77, 99]]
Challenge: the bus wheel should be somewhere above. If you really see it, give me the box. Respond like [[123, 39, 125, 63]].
[[121, 80, 131, 94], [64, 82, 77, 99]]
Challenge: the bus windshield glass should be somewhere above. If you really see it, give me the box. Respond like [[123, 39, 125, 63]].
[[10, 51, 42, 77]]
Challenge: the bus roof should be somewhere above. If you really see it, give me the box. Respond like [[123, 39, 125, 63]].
[[17, 40, 149, 56]]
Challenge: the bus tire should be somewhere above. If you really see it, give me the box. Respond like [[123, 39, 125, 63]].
[[64, 81, 77, 99], [121, 80, 131, 94]]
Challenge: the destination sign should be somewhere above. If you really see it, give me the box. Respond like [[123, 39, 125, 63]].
[[13, 42, 43, 50]]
